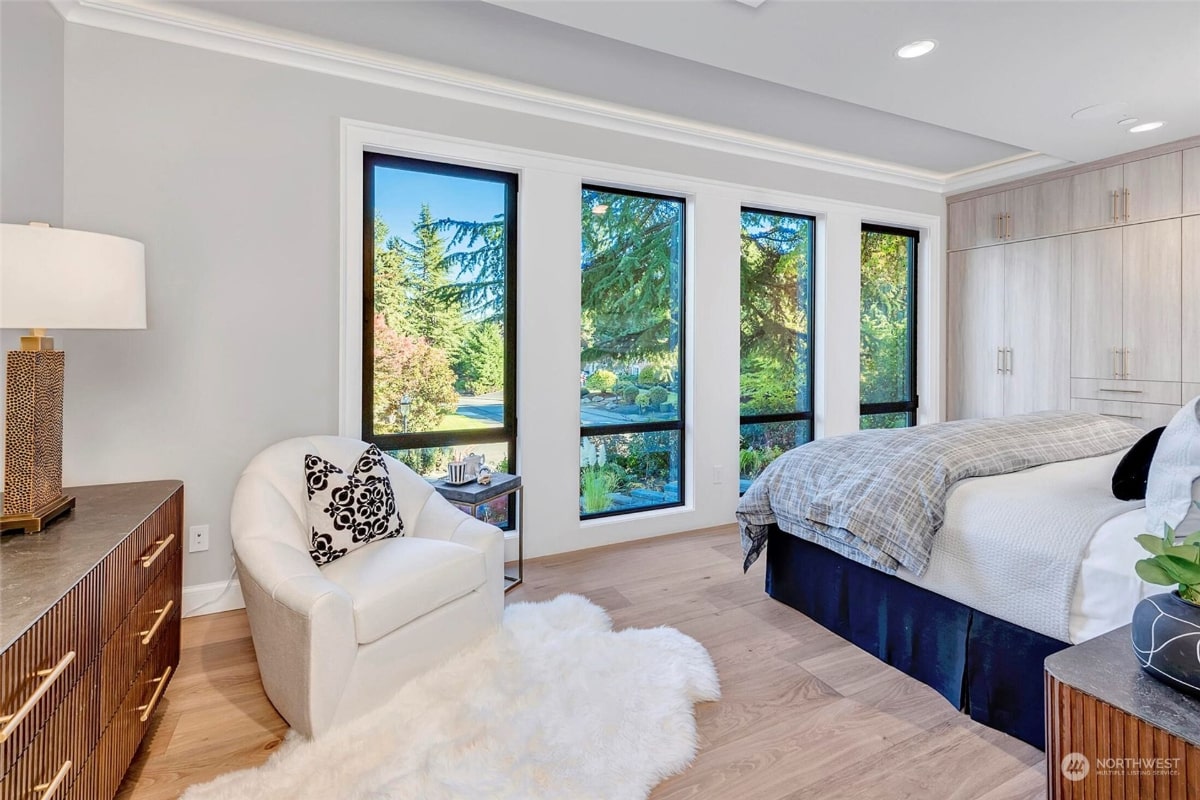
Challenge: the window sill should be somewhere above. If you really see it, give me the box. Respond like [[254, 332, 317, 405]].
[[579, 502, 695, 529]]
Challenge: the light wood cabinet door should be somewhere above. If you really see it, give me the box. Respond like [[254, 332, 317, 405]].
[[1123, 219, 1182, 382], [1004, 237, 1071, 414], [1069, 165, 1123, 231], [948, 192, 1006, 250], [947, 247, 1005, 419], [1183, 216, 1199, 384], [1005, 177, 1070, 241], [1121, 152, 1182, 224], [1070, 228, 1124, 379], [1184, 148, 1200, 215]]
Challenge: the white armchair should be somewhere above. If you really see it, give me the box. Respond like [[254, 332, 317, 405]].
[[230, 436, 504, 737]]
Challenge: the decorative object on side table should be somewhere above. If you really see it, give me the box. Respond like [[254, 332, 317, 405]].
[[1131, 503, 1200, 697], [0, 222, 146, 532], [432, 471, 523, 591]]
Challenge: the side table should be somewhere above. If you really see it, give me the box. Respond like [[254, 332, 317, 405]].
[[430, 472, 523, 592]]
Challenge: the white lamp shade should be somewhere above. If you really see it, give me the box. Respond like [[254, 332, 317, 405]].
[[0, 223, 146, 330]]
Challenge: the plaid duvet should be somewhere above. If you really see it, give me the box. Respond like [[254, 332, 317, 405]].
[[737, 411, 1141, 574]]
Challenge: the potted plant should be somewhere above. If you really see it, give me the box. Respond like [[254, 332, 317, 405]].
[[1131, 502, 1200, 697]]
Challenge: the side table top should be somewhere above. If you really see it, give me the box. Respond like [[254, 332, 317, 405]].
[[1045, 623, 1200, 748], [430, 472, 521, 504]]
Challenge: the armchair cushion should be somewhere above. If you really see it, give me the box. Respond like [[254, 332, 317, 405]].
[[320, 536, 487, 644], [304, 445, 405, 565]]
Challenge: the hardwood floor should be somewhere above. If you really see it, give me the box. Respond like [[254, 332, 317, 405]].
[[117, 525, 1046, 799]]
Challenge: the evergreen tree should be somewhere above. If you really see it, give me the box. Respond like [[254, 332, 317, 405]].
[[453, 322, 506, 396], [406, 205, 466, 354]]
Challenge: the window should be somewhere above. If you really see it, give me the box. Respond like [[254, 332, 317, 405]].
[[579, 186, 685, 518], [363, 153, 517, 526], [860, 223, 918, 429], [739, 208, 816, 490]]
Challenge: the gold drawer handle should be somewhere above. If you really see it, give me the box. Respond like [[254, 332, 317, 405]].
[[0, 651, 76, 742], [140, 600, 175, 646], [33, 759, 72, 800], [141, 533, 175, 569], [138, 665, 172, 723]]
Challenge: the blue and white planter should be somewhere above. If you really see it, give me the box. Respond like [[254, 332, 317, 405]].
[[1131, 591, 1200, 698]]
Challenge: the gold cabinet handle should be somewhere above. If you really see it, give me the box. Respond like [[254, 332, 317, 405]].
[[1005, 213, 1012, 239], [141, 534, 175, 569], [1124, 188, 1131, 221], [996, 213, 1004, 240], [1098, 387, 1143, 394], [996, 347, 1004, 374], [1006, 348, 1013, 373], [33, 760, 72, 800], [1123, 348, 1131, 379], [1113, 347, 1121, 378], [1111, 190, 1118, 224], [140, 600, 175, 646], [138, 665, 172, 723], [0, 651, 76, 742], [1101, 412, 1143, 421]]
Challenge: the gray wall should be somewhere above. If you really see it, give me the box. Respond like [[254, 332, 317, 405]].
[[60, 25, 944, 588]]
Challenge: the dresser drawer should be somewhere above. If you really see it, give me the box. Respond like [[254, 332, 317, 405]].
[[1071, 398, 1183, 431], [0, 660, 97, 800], [100, 488, 182, 639], [1071, 378, 1183, 406], [1186, 384, 1200, 404], [0, 572, 101, 776], [100, 549, 181, 726]]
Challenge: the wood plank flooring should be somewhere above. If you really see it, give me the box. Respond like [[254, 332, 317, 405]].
[[117, 525, 1046, 799]]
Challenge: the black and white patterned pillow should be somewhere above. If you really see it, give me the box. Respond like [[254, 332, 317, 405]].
[[304, 445, 404, 565]]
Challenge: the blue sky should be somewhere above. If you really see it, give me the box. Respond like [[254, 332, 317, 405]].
[[373, 164, 506, 259]]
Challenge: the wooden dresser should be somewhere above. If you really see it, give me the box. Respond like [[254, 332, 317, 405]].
[[1045, 624, 1200, 799], [0, 482, 183, 800]]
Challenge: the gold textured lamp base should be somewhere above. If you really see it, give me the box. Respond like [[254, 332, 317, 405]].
[[0, 494, 75, 533], [3, 343, 69, 534]]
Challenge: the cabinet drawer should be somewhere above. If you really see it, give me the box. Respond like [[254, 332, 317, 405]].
[[0, 572, 101, 776], [1071, 398, 1182, 431], [1071, 378, 1182, 406], [1186, 384, 1200, 404], [0, 660, 97, 800], [100, 546, 181, 726], [93, 618, 179, 800], [100, 488, 182, 639]]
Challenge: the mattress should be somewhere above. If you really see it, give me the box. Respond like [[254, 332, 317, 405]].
[[894, 449, 1154, 644]]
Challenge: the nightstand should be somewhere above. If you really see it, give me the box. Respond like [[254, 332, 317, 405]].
[[431, 472, 523, 591], [1044, 624, 1200, 798]]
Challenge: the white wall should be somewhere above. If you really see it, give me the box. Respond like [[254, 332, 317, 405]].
[[60, 25, 945, 591], [0, 0, 65, 483]]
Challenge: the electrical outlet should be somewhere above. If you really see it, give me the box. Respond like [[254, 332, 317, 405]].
[[713, 465, 724, 485], [189, 524, 210, 553]]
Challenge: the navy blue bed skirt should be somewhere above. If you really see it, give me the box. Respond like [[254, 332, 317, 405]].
[[765, 525, 1069, 749]]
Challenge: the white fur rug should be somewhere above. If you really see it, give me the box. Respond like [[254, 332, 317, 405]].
[[183, 594, 720, 800]]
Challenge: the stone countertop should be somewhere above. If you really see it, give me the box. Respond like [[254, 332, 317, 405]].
[[0, 480, 183, 653], [1045, 622, 1200, 748]]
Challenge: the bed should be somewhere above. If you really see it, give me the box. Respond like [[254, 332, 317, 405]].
[[737, 411, 1152, 749]]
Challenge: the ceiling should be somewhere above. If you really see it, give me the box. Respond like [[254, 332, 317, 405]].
[[163, 1, 1200, 185]]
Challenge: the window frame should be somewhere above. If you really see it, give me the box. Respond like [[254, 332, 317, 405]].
[[360, 151, 519, 471], [738, 205, 818, 473], [859, 222, 919, 427], [579, 183, 688, 520]]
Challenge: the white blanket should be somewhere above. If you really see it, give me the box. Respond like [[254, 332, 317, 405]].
[[899, 450, 1140, 642]]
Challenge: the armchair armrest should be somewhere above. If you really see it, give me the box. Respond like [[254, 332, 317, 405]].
[[411, 491, 505, 619]]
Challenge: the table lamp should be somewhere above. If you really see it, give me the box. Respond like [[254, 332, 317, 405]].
[[0, 222, 146, 532]]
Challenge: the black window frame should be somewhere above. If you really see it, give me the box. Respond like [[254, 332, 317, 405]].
[[859, 222, 919, 427], [579, 184, 687, 520], [361, 152, 519, 507], [738, 206, 818, 484]]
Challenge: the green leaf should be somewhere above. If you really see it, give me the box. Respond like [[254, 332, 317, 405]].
[[1163, 544, 1200, 563], [1158, 554, 1200, 586], [1183, 530, 1200, 548], [1136, 558, 1176, 586], [1137, 534, 1166, 555]]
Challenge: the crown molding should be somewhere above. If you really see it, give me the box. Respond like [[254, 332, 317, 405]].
[[55, 0, 1055, 194]]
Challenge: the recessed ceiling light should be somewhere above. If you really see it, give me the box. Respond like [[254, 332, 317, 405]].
[[1117, 117, 1139, 127], [896, 40, 937, 59], [1129, 121, 1165, 133], [592, 204, 609, 215]]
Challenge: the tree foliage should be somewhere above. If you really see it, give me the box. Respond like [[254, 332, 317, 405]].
[[453, 322, 505, 396], [860, 231, 912, 405], [372, 314, 458, 433]]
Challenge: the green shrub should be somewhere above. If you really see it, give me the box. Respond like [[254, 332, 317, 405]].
[[620, 385, 640, 404], [638, 365, 669, 386], [585, 369, 618, 394], [580, 466, 616, 514], [648, 386, 669, 405], [613, 381, 634, 398], [635, 393, 651, 411]]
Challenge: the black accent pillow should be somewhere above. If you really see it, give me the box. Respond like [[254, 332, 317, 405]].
[[304, 445, 404, 565], [1112, 427, 1166, 501]]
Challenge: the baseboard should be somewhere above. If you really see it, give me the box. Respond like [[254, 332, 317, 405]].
[[183, 576, 245, 617]]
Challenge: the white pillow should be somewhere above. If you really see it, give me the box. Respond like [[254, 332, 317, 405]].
[[1146, 396, 1200, 536]]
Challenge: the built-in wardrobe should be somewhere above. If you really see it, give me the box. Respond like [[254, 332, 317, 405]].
[[947, 138, 1200, 430]]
